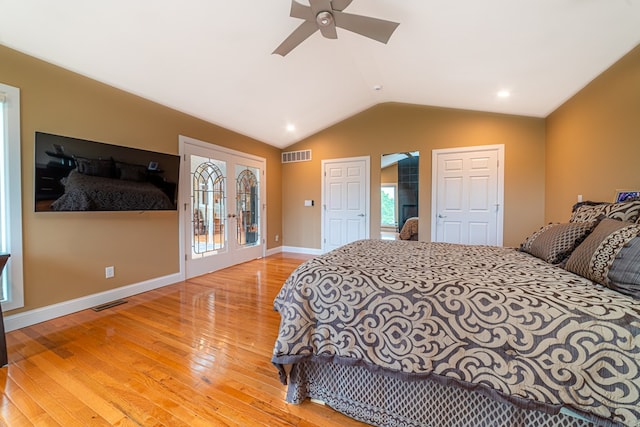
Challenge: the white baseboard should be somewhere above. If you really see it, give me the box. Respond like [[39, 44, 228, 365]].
[[266, 245, 323, 256], [4, 272, 182, 332], [265, 246, 283, 256], [281, 246, 323, 256], [4, 247, 321, 332]]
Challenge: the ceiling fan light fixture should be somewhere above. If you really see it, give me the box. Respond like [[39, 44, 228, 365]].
[[316, 11, 334, 27]]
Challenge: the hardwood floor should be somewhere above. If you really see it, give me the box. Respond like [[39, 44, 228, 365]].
[[0, 253, 369, 427]]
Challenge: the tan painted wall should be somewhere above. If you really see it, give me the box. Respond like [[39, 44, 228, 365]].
[[0, 45, 282, 315], [282, 103, 546, 249], [545, 44, 640, 222], [380, 163, 398, 184]]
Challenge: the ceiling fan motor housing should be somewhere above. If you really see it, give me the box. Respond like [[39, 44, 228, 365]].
[[316, 11, 334, 27]]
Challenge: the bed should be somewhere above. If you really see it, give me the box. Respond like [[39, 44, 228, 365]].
[[272, 200, 640, 427], [399, 216, 419, 240], [51, 169, 174, 211]]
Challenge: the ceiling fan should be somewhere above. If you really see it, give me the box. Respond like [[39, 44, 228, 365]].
[[273, 0, 400, 56]]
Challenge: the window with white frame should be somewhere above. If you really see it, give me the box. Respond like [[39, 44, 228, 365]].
[[381, 183, 398, 229], [0, 82, 24, 311]]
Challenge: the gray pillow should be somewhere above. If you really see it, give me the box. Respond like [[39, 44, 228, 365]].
[[519, 222, 596, 264], [608, 236, 640, 298]]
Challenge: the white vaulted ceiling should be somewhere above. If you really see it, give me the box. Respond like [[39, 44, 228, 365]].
[[1, 0, 639, 148]]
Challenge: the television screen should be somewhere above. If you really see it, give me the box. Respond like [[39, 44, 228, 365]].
[[35, 132, 180, 212]]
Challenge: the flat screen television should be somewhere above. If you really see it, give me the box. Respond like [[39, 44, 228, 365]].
[[35, 132, 180, 212]]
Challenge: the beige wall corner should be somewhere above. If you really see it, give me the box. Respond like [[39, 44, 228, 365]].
[[0, 45, 282, 315], [545, 44, 640, 223], [282, 103, 546, 249]]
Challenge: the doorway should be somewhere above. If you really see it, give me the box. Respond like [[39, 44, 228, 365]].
[[381, 151, 419, 240], [431, 145, 504, 246], [322, 156, 370, 252], [180, 136, 266, 278]]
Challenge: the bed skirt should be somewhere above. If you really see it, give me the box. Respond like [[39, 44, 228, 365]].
[[286, 361, 599, 427]]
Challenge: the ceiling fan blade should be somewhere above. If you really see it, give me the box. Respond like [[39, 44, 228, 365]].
[[319, 26, 338, 39], [333, 11, 399, 44], [273, 21, 319, 56], [309, 0, 333, 15], [290, 0, 313, 21], [331, 0, 353, 11]]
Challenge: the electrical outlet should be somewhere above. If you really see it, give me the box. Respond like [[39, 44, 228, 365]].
[[275, 234, 279, 242], [105, 266, 115, 279]]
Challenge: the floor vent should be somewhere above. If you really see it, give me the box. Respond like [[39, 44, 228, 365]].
[[282, 149, 312, 163], [92, 299, 127, 311]]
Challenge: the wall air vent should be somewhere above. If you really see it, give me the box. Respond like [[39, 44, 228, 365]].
[[282, 149, 312, 163]]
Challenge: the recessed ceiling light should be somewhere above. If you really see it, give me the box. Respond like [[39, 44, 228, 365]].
[[497, 90, 510, 98], [286, 124, 296, 132]]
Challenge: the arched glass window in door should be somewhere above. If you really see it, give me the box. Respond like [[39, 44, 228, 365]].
[[192, 160, 225, 255], [236, 166, 259, 247]]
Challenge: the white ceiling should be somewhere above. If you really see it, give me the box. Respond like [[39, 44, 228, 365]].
[[1, 1, 639, 149]]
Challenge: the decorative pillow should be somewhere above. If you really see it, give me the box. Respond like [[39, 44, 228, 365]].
[[519, 221, 597, 264], [565, 218, 640, 293], [75, 156, 115, 178], [569, 201, 640, 223], [608, 236, 640, 298], [116, 162, 148, 182]]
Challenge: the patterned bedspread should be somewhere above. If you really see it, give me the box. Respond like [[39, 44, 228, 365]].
[[272, 239, 640, 427], [51, 170, 173, 211]]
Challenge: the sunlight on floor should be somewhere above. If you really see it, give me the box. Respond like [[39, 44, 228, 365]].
[[380, 231, 399, 240]]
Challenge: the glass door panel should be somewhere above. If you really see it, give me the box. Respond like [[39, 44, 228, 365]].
[[191, 155, 226, 257], [235, 164, 260, 247]]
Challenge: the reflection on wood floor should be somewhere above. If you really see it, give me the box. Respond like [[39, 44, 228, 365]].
[[380, 231, 400, 240], [0, 253, 368, 426]]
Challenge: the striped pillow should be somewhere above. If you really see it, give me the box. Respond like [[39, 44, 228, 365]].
[[565, 219, 640, 294], [608, 236, 640, 298]]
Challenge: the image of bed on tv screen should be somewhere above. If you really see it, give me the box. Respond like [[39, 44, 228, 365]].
[[34, 132, 180, 212]]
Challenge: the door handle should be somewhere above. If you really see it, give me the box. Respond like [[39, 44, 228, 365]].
[[227, 213, 237, 218], [357, 213, 365, 217], [438, 214, 447, 218]]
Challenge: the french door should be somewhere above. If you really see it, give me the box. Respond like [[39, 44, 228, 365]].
[[180, 136, 265, 278]]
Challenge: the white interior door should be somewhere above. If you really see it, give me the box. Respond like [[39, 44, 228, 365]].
[[180, 136, 265, 278], [431, 145, 504, 246], [322, 157, 370, 252]]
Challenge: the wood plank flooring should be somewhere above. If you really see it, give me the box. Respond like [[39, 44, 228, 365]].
[[0, 253, 368, 426]]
